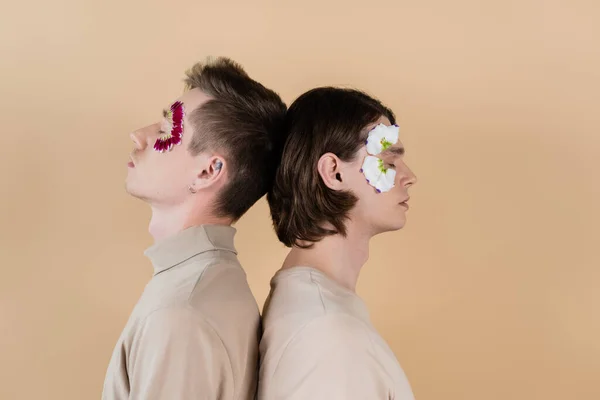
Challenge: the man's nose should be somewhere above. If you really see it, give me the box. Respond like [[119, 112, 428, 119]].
[[399, 162, 417, 187], [130, 124, 157, 151], [130, 130, 144, 150], [406, 166, 417, 187]]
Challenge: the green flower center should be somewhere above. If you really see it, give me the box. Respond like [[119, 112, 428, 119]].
[[381, 138, 393, 151]]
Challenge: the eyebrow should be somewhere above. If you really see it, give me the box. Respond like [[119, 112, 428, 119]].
[[384, 147, 405, 156], [162, 109, 169, 118]]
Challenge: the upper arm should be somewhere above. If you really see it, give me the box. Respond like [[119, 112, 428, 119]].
[[270, 314, 390, 400], [128, 307, 232, 400]]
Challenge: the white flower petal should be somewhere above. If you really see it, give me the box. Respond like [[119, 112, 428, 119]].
[[361, 155, 396, 193], [382, 125, 399, 149], [366, 123, 400, 155], [377, 168, 396, 192], [366, 126, 386, 155], [361, 156, 381, 184]]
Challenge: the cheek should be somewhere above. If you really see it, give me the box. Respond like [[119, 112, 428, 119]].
[[347, 169, 371, 197], [147, 147, 188, 174], [149, 160, 190, 193]]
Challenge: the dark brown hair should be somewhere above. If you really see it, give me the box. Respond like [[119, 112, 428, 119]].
[[184, 57, 286, 221], [268, 87, 396, 247]]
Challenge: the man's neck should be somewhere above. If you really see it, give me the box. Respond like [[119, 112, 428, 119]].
[[148, 202, 231, 242], [282, 221, 372, 292]]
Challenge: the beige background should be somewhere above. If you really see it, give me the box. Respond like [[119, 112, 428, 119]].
[[1, 0, 599, 399]]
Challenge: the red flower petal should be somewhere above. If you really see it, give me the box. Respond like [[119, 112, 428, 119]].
[[154, 102, 185, 152]]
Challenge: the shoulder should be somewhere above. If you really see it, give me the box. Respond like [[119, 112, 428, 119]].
[[186, 259, 260, 325], [130, 306, 232, 367], [263, 269, 365, 333], [263, 269, 333, 323], [136, 306, 220, 341], [194, 257, 247, 288], [288, 313, 373, 352], [127, 306, 229, 365]]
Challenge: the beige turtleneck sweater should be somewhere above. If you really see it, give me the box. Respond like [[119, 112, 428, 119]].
[[102, 225, 260, 400]]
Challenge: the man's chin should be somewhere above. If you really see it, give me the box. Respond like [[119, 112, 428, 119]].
[[382, 217, 407, 233], [124, 182, 149, 202]]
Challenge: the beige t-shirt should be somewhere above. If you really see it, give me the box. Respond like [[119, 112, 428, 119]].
[[258, 267, 414, 400], [102, 225, 260, 400]]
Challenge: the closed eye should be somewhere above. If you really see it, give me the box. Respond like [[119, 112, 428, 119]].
[[385, 147, 405, 156]]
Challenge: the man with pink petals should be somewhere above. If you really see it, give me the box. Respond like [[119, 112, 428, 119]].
[[103, 57, 286, 400]]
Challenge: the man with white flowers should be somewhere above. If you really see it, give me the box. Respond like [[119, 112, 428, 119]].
[[258, 87, 417, 400]]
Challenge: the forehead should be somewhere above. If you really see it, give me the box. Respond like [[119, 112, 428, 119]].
[[167, 88, 211, 119]]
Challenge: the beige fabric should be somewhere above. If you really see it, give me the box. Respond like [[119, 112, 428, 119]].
[[103, 225, 260, 400], [258, 267, 414, 400]]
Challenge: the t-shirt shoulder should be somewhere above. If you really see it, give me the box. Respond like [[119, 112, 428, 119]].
[[264, 268, 364, 327], [283, 312, 375, 360], [134, 305, 223, 346]]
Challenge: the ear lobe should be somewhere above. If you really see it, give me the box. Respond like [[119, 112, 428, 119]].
[[317, 153, 343, 190]]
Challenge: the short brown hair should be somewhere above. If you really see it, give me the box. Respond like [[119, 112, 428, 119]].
[[268, 87, 395, 247], [184, 57, 286, 221]]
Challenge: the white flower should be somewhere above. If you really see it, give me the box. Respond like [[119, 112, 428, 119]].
[[361, 123, 400, 193], [366, 123, 399, 155], [361, 155, 396, 193]]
